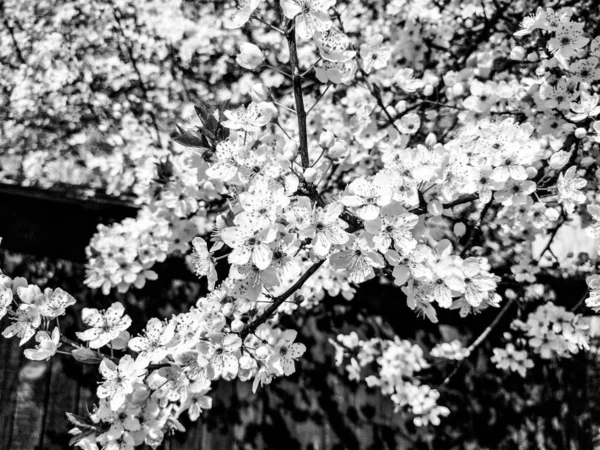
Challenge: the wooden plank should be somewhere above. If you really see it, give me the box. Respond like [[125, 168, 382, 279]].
[[76, 365, 96, 417], [169, 414, 204, 450], [0, 336, 23, 449], [0, 183, 137, 262], [40, 355, 81, 450], [203, 381, 235, 449], [10, 359, 52, 449]]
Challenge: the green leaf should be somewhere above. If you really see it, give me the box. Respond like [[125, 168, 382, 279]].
[[174, 125, 208, 148], [69, 429, 96, 447], [71, 348, 102, 365]]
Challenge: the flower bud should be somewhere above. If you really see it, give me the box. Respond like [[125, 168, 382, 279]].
[[454, 222, 466, 237], [394, 100, 407, 113], [425, 133, 437, 146], [581, 156, 595, 167], [304, 167, 319, 183], [549, 150, 570, 170], [527, 52, 539, 62], [319, 130, 335, 149], [231, 319, 244, 333], [221, 303, 234, 317], [250, 83, 269, 102], [544, 207, 559, 221], [236, 43, 264, 70], [283, 140, 299, 159], [423, 84, 434, 96], [509, 46, 526, 61], [452, 83, 464, 97], [239, 354, 254, 370], [327, 139, 349, 160], [427, 200, 443, 216], [256, 345, 270, 359], [575, 127, 587, 139], [526, 166, 538, 178]]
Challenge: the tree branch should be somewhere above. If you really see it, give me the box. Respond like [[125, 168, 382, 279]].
[[286, 24, 310, 169], [240, 260, 325, 339]]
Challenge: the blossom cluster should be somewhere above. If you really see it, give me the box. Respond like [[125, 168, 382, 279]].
[[331, 332, 450, 427], [492, 302, 590, 377]]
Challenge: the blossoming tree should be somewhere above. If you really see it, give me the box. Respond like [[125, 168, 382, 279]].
[[3, 0, 600, 448]]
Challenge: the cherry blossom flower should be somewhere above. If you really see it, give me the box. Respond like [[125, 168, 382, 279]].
[[2, 304, 41, 345], [494, 179, 536, 205], [128, 318, 177, 364], [315, 60, 357, 84], [299, 202, 349, 257], [364, 203, 418, 254], [236, 43, 264, 70], [315, 29, 355, 62], [198, 333, 242, 380], [586, 275, 600, 312], [330, 235, 385, 284], [178, 376, 212, 421], [24, 328, 61, 361], [570, 57, 600, 84], [586, 204, 600, 238], [394, 68, 424, 92], [429, 262, 466, 309], [0, 287, 13, 320], [224, 0, 261, 29], [491, 344, 534, 377], [548, 21, 589, 67], [341, 173, 393, 220], [268, 329, 306, 375], [570, 92, 600, 122], [222, 103, 273, 133], [39, 287, 76, 318], [252, 366, 275, 393], [461, 258, 499, 307], [514, 7, 547, 36], [220, 217, 278, 270], [281, 0, 335, 41], [539, 77, 578, 110], [77, 303, 132, 349], [173, 351, 209, 381], [97, 356, 147, 411], [190, 237, 217, 290], [360, 34, 391, 74], [557, 166, 586, 213], [395, 113, 421, 135]]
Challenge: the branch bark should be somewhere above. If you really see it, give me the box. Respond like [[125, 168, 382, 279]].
[[240, 260, 325, 339], [286, 24, 310, 169]]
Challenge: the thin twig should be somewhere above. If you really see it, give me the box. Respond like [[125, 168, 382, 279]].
[[264, 63, 292, 79], [252, 15, 285, 34], [307, 83, 332, 114], [441, 297, 516, 386], [460, 199, 493, 257], [571, 289, 589, 313]]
